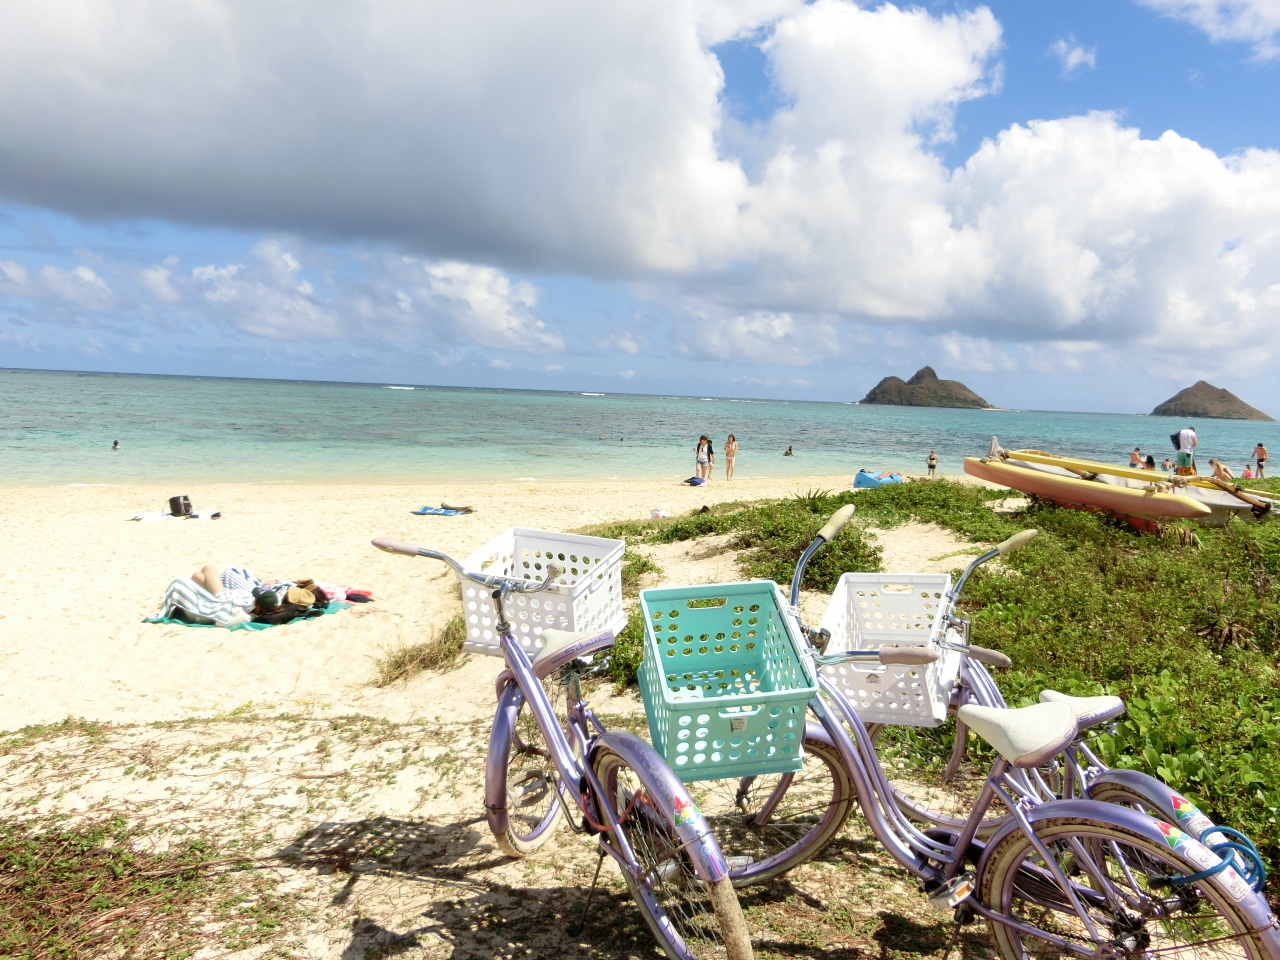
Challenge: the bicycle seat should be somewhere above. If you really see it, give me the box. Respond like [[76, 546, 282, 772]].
[[532, 628, 616, 679], [957, 702, 1077, 768], [1038, 690, 1126, 729]]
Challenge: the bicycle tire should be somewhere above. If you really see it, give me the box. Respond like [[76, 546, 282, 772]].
[[980, 815, 1279, 960], [489, 676, 567, 858], [593, 743, 754, 960], [685, 734, 855, 887]]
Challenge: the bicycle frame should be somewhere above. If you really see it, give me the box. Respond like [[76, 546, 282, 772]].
[[486, 588, 731, 885]]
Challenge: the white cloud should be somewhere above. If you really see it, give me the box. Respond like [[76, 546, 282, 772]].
[[1049, 36, 1097, 75], [1, 1, 1279, 384], [1137, 0, 1280, 59], [616, 369, 636, 378], [421, 262, 564, 354], [140, 264, 180, 303]]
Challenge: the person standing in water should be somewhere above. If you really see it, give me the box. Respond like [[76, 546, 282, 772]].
[[1253, 442, 1268, 479], [926, 449, 938, 479], [112, 440, 120, 450], [724, 434, 738, 480], [1129, 447, 1141, 468]]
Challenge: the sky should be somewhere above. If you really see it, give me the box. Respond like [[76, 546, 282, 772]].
[[2, 0, 1280, 414]]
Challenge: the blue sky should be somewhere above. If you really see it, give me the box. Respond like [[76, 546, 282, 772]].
[[2, 0, 1279, 414]]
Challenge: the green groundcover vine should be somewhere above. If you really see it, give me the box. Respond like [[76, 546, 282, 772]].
[[588, 478, 1280, 870]]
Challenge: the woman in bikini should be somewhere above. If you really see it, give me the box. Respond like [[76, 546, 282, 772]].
[[724, 434, 738, 480]]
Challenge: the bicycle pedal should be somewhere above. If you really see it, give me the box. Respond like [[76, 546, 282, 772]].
[[929, 874, 975, 911]]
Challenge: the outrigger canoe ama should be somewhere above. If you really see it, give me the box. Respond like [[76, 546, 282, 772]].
[[964, 457, 1212, 520]]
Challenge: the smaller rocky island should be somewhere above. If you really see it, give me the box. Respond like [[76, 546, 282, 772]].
[[860, 366, 991, 409], [1151, 381, 1273, 421]]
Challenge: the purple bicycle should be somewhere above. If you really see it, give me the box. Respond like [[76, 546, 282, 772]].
[[372, 537, 752, 960], [680, 510, 1279, 960]]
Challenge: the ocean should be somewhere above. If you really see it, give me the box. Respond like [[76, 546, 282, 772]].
[[3, 367, 1278, 486]]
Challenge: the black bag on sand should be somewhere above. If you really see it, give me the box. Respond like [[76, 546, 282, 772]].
[[168, 495, 193, 517]]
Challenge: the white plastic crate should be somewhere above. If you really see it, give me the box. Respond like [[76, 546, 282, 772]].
[[818, 573, 960, 727], [458, 527, 627, 657]]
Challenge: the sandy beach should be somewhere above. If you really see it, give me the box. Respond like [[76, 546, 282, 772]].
[[0, 474, 981, 734]]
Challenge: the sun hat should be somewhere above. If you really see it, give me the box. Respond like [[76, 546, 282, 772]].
[[286, 585, 315, 606]]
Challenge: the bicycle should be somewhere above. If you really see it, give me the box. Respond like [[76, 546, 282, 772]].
[[656, 512, 1279, 960], [851, 530, 1268, 888], [372, 537, 753, 960]]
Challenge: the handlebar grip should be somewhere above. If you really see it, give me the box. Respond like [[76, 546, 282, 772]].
[[966, 645, 1012, 668], [995, 529, 1038, 556], [878, 647, 940, 665], [817, 504, 856, 542], [372, 537, 421, 557], [543, 562, 562, 582]]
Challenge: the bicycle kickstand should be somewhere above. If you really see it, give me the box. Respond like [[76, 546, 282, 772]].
[[572, 847, 608, 935]]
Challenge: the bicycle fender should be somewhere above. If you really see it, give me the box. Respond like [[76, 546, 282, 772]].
[[591, 731, 730, 884], [976, 799, 1278, 938], [1087, 768, 1217, 839], [483, 680, 524, 837]]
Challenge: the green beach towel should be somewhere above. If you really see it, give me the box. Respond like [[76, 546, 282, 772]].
[[144, 602, 352, 631]]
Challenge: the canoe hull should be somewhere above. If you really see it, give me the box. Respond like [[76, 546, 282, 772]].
[[964, 458, 1212, 520]]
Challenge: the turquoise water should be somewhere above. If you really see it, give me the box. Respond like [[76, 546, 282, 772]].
[[3, 367, 1279, 486]]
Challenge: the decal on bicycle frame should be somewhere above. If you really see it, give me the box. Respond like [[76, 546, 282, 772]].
[[673, 796, 705, 830], [1169, 792, 1215, 836], [1156, 822, 1251, 902]]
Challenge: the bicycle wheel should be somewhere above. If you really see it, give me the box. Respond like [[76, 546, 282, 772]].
[[491, 675, 568, 857], [593, 744, 753, 960], [686, 735, 854, 887], [870, 721, 1013, 835], [980, 816, 1278, 960]]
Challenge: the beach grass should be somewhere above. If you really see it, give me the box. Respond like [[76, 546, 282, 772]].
[[372, 613, 468, 686]]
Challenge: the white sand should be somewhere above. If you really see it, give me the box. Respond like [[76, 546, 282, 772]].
[[0, 477, 982, 732]]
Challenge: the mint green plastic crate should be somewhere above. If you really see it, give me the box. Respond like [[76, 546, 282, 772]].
[[638, 581, 817, 782]]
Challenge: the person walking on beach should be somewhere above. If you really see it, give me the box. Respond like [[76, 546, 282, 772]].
[[926, 449, 938, 479], [1254, 442, 1268, 478], [695, 435, 713, 480], [1129, 447, 1142, 468], [724, 434, 738, 480], [1177, 426, 1197, 476]]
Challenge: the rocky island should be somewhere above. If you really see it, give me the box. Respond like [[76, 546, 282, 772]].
[[1151, 381, 1273, 421], [860, 366, 991, 409]]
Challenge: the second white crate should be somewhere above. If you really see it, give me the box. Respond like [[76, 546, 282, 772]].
[[458, 527, 627, 657], [817, 572, 960, 727]]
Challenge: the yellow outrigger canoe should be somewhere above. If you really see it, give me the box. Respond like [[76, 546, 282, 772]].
[[966, 444, 1276, 526]]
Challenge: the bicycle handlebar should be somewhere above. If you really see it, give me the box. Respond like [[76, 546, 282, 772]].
[[371, 537, 562, 593], [816, 646, 941, 667], [372, 537, 420, 557], [817, 504, 856, 542], [964, 644, 1012, 668], [995, 528, 1038, 556]]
